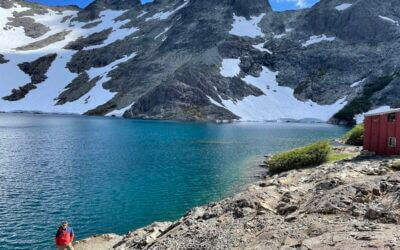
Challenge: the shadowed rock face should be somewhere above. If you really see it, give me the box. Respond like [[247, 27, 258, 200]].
[[0, 54, 9, 64], [64, 28, 113, 50], [299, 0, 399, 44], [3, 54, 57, 101], [55, 73, 101, 105], [18, 53, 57, 84], [230, 0, 272, 17]]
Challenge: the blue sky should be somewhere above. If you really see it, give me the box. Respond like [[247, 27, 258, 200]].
[[27, 0, 320, 11]]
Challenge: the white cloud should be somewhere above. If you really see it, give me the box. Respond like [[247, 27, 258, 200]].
[[275, 0, 309, 8]]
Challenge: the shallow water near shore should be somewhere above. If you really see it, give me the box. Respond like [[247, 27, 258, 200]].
[[0, 113, 349, 249]]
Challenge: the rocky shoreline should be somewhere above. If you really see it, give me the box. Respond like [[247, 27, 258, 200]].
[[75, 145, 400, 249]]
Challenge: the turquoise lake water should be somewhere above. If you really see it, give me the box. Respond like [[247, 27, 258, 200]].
[[0, 113, 349, 249]]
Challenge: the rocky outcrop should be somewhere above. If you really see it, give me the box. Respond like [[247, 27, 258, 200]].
[[55, 73, 100, 105], [0, 54, 8, 64], [18, 53, 57, 84], [15, 31, 72, 51], [72, 0, 142, 22], [3, 54, 57, 101], [76, 146, 400, 249], [64, 28, 113, 50], [1, 0, 79, 40], [6, 16, 50, 38]]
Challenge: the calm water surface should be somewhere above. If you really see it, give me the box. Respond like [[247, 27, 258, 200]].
[[0, 114, 349, 249]]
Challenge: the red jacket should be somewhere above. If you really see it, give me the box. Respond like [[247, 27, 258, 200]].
[[55, 226, 74, 246]]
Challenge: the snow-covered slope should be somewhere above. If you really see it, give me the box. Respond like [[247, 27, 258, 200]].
[[218, 67, 347, 122], [0, 1, 139, 115]]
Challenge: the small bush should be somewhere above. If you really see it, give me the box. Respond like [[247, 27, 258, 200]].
[[344, 124, 364, 146], [266, 141, 332, 174]]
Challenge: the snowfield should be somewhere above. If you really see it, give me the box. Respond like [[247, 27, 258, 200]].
[[335, 3, 352, 11], [350, 79, 365, 88], [217, 67, 347, 122], [229, 13, 265, 38], [79, 10, 140, 50], [0, 4, 78, 51], [220, 59, 241, 78], [0, 4, 139, 115], [302, 35, 336, 47], [252, 43, 272, 54]]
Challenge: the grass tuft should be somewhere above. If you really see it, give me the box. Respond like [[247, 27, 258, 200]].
[[327, 152, 354, 163]]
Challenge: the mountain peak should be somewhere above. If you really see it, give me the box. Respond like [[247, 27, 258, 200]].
[[88, 0, 142, 10], [231, 0, 272, 17]]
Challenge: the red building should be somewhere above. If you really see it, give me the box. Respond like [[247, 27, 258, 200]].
[[363, 109, 400, 155]]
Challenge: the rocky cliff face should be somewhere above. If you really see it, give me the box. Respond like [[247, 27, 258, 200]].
[[0, 0, 399, 123]]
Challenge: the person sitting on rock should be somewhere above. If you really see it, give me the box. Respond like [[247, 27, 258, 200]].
[[55, 221, 75, 250]]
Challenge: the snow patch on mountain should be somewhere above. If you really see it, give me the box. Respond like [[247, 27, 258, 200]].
[[0, 52, 37, 96], [145, 0, 189, 22], [335, 3, 352, 11], [0, 50, 77, 113], [302, 35, 336, 47], [355, 106, 397, 124], [273, 33, 286, 39], [220, 67, 347, 122], [0, 6, 78, 51], [106, 102, 135, 117], [350, 79, 365, 88], [75, 10, 139, 50], [378, 15, 400, 26], [0, 3, 30, 42], [229, 14, 265, 38], [154, 27, 170, 40], [137, 11, 147, 18], [252, 43, 272, 54], [62, 53, 138, 113], [0, 49, 136, 114], [207, 96, 224, 108], [220, 59, 241, 78]]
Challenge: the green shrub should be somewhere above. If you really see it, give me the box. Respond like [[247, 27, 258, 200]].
[[344, 124, 364, 146], [266, 141, 332, 174]]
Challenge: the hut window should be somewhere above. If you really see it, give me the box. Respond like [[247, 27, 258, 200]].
[[388, 137, 397, 147], [388, 113, 396, 122]]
